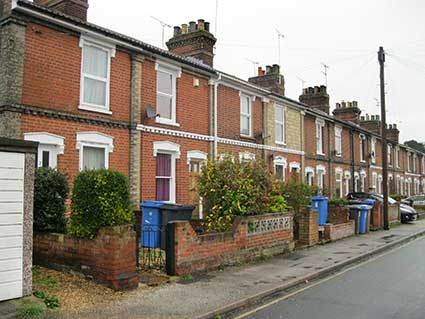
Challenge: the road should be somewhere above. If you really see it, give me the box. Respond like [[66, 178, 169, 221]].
[[237, 236, 425, 319]]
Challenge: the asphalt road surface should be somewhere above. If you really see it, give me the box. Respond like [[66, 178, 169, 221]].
[[239, 236, 425, 319]]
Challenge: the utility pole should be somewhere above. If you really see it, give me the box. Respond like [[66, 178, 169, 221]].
[[378, 46, 389, 231]]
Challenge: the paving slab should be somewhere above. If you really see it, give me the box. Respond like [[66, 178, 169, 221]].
[[48, 220, 425, 319]]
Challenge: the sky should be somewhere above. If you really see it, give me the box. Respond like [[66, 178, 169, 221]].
[[88, 0, 425, 143]]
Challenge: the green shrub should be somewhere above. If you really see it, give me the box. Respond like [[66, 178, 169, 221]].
[[269, 195, 287, 213], [197, 155, 273, 232], [274, 179, 317, 216], [33, 168, 69, 233], [328, 198, 348, 207], [68, 169, 133, 239]]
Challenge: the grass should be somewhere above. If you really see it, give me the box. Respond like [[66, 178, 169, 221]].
[[181, 273, 193, 280], [14, 297, 46, 319]]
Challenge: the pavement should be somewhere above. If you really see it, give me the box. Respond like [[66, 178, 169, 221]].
[[241, 235, 425, 319], [47, 219, 425, 319]]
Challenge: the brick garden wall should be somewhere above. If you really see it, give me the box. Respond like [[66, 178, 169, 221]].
[[167, 212, 294, 275], [33, 225, 138, 291], [324, 220, 355, 241]]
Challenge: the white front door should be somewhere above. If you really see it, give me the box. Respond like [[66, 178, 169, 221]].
[[0, 151, 24, 301]]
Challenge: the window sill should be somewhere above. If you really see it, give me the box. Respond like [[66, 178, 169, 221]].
[[155, 118, 181, 127], [240, 133, 253, 139], [79, 104, 112, 115], [275, 141, 287, 146], [316, 152, 326, 156], [360, 160, 366, 163]]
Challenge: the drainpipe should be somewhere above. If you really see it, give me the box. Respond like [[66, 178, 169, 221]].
[[328, 122, 333, 198], [211, 74, 221, 158]]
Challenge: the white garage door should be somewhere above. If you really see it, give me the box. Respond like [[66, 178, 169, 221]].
[[0, 151, 24, 301]]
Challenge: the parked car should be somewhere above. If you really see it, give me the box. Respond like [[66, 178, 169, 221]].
[[346, 192, 418, 223], [401, 195, 425, 207]]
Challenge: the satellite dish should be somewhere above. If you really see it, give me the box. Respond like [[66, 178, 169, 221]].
[[146, 105, 158, 119]]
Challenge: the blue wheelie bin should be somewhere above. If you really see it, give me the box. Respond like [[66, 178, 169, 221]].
[[140, 201, 165, 248], [359, 205, 370, 234], [312, 196, 329, 225]]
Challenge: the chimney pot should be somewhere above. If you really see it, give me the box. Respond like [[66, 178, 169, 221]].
[[353, 101, 358, 107], [197, 19, 205, 30], [347, 101, 352, 108], [376, 115, 380, 121], [257, 67, 263, 76], [320, 85, 327, 93], [266, 65, 272, 74], [389, 124, 392, 129], [314, 86, 320, 94], [188, 21, 196, 32], [336, 103, 341, 109], [204, 22, 210, 31], [173, 26, 182, 37], [394, 124, 397, 129], [371, 115, 375, 120], [341, 101, 346, 108], [181, 23, 188, 34], [361, 116, 365, 121]]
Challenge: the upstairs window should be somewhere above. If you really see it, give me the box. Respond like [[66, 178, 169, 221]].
[[275, 105, 285, 144], [413, 154, 417, 173], [360, 134, 366, 162], [155, 61, 181, 126], [79, 37, 115, 114], [371, 137, 377, 164], [388, 144, 393, 166], [316, 119, 325, 155], [408, 153, 412, 172], [396, 146, 400, 168], [240, 94, 252, 136], [335, 126, 342, 156]]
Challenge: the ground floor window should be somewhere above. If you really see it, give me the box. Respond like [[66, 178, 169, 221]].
[[82, 146, 106, 170], [317, 170, 325, 193], [305, 167, 314, 186], [335, 170, 343, 198], [344, 172, 351, 196], [76, 132, 114, 171], [360, 172, 366, 192], [273, 156, 287, 181], [156, 153, 172, 201]]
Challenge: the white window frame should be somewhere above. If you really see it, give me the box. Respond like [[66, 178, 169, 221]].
[[396, 146, 400, 168], [155, 61, 182, 127], [407, 153, 411, 172], [354, 172, 359, 192], [153, 141, 181, 203], [315, 119, 325, 155], [275, 104, 286, 145], [24, 132, 65, 169], [187, 150, 208, 170], [360, 170, 366, 192], [378, 175, 383, 194], [240, 93, 253, 137], [76, 132, 114, 171], [344, 171, 351, 196], [371, 137, 377, 164], [413, 154, 417, 173], [388, 144, 393, 167], [359, 134, 366, 163], [372, 172, 378, 192], [273, 156, 287, 181], [335, 126, 342, 156], [305, 167, 315, 186], [79, 36, 116, 115], [316, 165, 326, 192], [335, 168, 343, 198]]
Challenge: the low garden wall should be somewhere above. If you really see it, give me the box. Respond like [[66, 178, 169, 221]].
[[166, 212, 294, 275], [324, 220, 355, 241], [327, 206, 349, 224], [33, 225, 138, 291], [297, 207, 319, 247], [388, 203, 400, 224]]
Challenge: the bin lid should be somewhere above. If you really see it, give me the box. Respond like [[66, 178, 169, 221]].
[[160, 203, 196, 211], [359, 205, 371, 211], [346, 204, 364, 209], [140, 201, 165, 208], [312, 196, 328, 201]]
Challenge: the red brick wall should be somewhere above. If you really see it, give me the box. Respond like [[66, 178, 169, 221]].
[[168, 213, 294, 275], [304, 115, 329, 157], [22, 23, 131, 123], [33, 225, 138, 290], [297, 207, 319, 246], [20, 114, 129, 185], [327, 206, 349, 224], [217, 85, 263, 141], [140, 59, 210, 135], [324, 220, 355, 241]]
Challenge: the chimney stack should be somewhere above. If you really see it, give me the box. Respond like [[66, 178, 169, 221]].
[[332, 100, 361, 123], [387, 123, 400, 144], [299, 85, 330, 114], [248, 64, 285, 96], [360, 113, 382, 134], [34, 0, 89, 21], [166, 19, 217, 67]]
